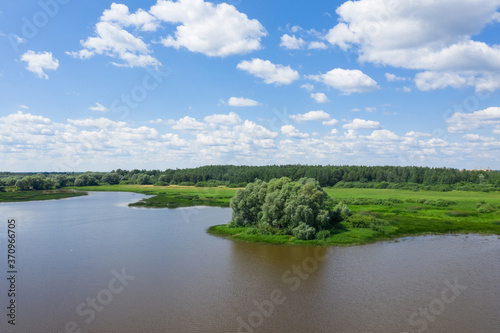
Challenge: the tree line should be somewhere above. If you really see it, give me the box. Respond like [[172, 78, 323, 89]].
[[1, 165, 499, 192]]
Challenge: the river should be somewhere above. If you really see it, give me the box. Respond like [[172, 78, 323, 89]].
[[0, 192, 498, 332]]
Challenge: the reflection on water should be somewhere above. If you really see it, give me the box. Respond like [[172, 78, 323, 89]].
[[0, 192, 498, 332]]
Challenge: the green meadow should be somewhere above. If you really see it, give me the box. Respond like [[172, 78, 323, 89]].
[[210, 187, 500, 246], [3, 184, 499, 246]]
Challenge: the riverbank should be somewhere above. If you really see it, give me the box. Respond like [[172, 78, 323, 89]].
[[3, 185, 499, 246], [208, 187, 500, 246], [69, 184, 236, 208], [0, 189, 87, 203]]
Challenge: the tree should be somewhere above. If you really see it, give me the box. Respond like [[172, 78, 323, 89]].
[[102, 173, 121, 185], [15, 178, 29, 191], [229, 177, 339, 239]]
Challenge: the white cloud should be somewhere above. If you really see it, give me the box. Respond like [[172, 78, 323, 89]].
[[343, 118, 381, 130], [463, 134, 495, 142], [227, 97, 260, 107], [20, 51, 59, 79], [447, 107, 500, 133], [308, 41, 327, 50], [308, 68, 379, 95], [365, 107, 376, 113], [326, 0, 500, 92], [301, 83, 314, 91], [280, 34, 305, 50], [171, 116, 206, 131], [101, 3, 159, 31], [310, 93, 330, 103], [19, 105, 29, 109], [281, 125, 308, 138], [89, 102, 109, 112], [368, 129, 399, 141], [415, 71, 474, 91], [322, 119, 339, 126], [237, 58, 299, 85], [401, 86, 412, 93], [151, 0, 266, 57], [351, 108, 361, 112], [290, 110, 331, 122], [68, 118, 127, 129], [406, 131, 432, 138], [204, 112, 241, 125], [68, 5, 161, 69], [3, 111, 500, 170], [385, 73, 406, 82]]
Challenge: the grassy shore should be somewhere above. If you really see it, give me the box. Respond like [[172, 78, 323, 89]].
[[69, 184, 237, 208], [5, 184, 499, 246], [0, 188, 87, 203], [208, 188, 500, 246]]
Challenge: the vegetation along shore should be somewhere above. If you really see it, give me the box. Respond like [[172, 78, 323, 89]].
[[1, 165, 499, 246]]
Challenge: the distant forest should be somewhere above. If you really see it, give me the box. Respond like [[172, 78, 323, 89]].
[[1, 165, 500, 192]]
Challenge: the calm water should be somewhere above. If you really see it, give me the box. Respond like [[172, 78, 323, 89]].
[[0, 192, 499, 333]]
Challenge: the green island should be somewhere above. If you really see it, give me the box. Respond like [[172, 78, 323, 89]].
[[1, 165, 499, 246]]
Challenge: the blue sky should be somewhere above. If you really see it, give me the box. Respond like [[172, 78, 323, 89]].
[[1, 0, 500, 172]]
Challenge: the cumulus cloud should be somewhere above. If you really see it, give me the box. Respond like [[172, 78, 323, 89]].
[[310, 93, 330, 103], [68, 3, 161, 68], [385, 73, 406, 82], [308, 68, 379, 95], [204, 112, 241, 125], [447, 107, 500, 133], [290, 110, 331, 122], [151, 0, 266, 57], [20, 51, 59, 79], [325, 0, 500, 92], [2, 111, 500, 170], [69, 0, 266, 67], [237, 58, 300, 85], [89, 103, 109, 112], [171, 116, 206, 131], [308, 41, 327, 50], [322, 119, 339, 126], [281, 125, 309, 138], [343, 118, 381, 130], [301, 83, 314, 91], [226, 97, 260, 107], [280, 34, 305, 49]]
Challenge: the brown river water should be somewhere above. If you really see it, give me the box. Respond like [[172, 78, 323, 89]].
[[0, 192, 499, 332]]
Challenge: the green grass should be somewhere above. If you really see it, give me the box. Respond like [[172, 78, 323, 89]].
[[208, 187, 500, 246], [69, 184, 237, 208], [0, 188, 87, 203], [6, 184, 500, 246]]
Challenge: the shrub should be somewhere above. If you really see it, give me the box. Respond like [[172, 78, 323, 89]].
[[316, 230, 330, 240], [347, 215, 374, 228], [477, 204, 495, 214], [347, 214, 389, 231], [292, 222, 317, 240]]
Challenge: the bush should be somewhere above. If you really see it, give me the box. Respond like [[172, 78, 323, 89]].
[[347, 214, 389, 231], [347, 214, 375, 228], [477, 204, 495, 214], [316, 230, 330, 240], [332, 202, 352, 222], [292, 223, 317, 240]]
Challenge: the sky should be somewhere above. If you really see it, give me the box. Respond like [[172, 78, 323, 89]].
[[1, 0, 500, 172]]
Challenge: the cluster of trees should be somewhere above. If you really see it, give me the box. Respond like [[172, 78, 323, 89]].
[[228, 177, 349, 240], [1, 165, 499, 192]]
